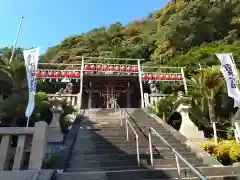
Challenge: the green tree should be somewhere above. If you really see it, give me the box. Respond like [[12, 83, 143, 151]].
[[188, 66, 224, 123], [153, 0, 240, 64]]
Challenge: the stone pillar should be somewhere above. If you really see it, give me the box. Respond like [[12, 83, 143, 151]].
[[48, 106, 63, 143], [67, 96, 71, 104], [144, 93, 150, 107], [235, 121, 240, 141], [150, 95, 154, 106], [88, 90, 92, 109], [127, 91, 131, 108], [77, 93, 81, 107], [110, 98, 115, 108], [231, 109, 240, 141], [176, 94, 204, 141], [29, 121, 48, 170]]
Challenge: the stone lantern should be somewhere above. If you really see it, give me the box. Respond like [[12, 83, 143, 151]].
[[175, 91, 205, 141], [47, 96, 66, 143]]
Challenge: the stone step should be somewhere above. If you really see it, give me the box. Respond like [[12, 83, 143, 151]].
[[70, 145, 190, 156], [67, 157, 203, 168], [56, 166, 240, 180], [80, 131, 129, 136], [72, 141, 187, 151], [74, 137, 127, 143], [76, 132, 177, 141], [65, 165, 142, 173], [65, 163, 206, 173], [67, 159, 138, 169], [73, 138, 182, 147], [68, 153, 140, 162], [89, 126, 124, 130], [72, 142, 135, 149], [76, 135, 179, 143], [69, 152, 198, 162], [70, 149, 193, 160], [68, 153, 199, 163], [134, 121, 165, 126], [73, 134, 183, 142]]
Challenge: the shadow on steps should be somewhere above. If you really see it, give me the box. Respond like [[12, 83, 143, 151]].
[[53, 112, 174, 180]]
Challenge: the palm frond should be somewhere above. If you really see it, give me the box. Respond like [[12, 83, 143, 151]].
[[188, 66, 224, 99]]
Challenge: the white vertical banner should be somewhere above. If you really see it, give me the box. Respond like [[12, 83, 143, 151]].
[[23, 48, 40, 121], [215, 53, 240, 107]]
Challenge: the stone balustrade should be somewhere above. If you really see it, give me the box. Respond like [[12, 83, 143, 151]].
[[48, 93, 81, 106], [144, 93, 171, 107], [0, 121, 48, 170]]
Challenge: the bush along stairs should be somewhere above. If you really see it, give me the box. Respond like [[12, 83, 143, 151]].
[[53, 108, 240, 180]]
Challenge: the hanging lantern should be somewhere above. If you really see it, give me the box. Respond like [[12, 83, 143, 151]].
[[71, 72, 76, 77], [75, 72, 80, 77], [160, 74, 165, 80], [85, 64, 90, 70], [115, 65, 120, 71], [36, 71, 41, 77], [153, 74, 158, 79], [62, 72, 68, 77], [165, 74, 171, 80], [171, 74, 177, 80], [121, 65, 126, 71], [178, 74, 183, 80], [104, 65, 109, 71], [132, 66, 138, 72], [49, 71, 54, 77], [91, 64, 96, 70], [42, 71, 48, 77], [127, 66, 132, 72], [143, 74, 148, 79], [109, 65, 114, 71], [68, 72, 74, 77], [97, 65, 102, 71], [148, 74, 153, 79], [55, 71, 61, 77]]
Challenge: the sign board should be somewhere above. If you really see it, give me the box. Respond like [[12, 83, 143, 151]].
[[61, 77, 71, 83]]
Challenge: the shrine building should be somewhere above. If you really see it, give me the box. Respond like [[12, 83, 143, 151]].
[[37, 57, 186, 108]]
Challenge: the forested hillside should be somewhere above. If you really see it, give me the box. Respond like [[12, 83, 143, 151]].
[[41, 0, 240, 69]]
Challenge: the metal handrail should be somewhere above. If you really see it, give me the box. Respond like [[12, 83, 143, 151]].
[[148, 127, 207, 180], [113, 100, 140, 166], [126, 119, 140, 166]]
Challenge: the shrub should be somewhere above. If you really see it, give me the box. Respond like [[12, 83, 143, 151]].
[[42, 153, 57, 169], [226, 127, 235, 140], [59, 103, 77, 133], [200, 140, 240, 165], [153, 96, 177, 120]]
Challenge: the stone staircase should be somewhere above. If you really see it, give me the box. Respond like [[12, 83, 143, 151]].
[[53, 108, 240, 180]]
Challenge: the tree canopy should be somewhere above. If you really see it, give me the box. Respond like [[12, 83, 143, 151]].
[[40, 0, 240, 69]]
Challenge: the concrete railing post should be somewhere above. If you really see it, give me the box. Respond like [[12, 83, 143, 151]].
[[77, 93, 81, 107], [144, 93, 150, 107], [0, 135, 11, 170], [235, 121, 240, 142], [29, 121, 48, 170]]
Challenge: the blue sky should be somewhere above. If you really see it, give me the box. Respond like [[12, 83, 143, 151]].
[[0, 0, 168, 53]]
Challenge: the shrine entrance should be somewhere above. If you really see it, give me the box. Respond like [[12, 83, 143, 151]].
[[36, 56, 186, 109], [81, 76, 140, 108]]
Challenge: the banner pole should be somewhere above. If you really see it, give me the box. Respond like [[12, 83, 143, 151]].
[[9, 16, 24, 64], [26, 117, 30, 127]]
